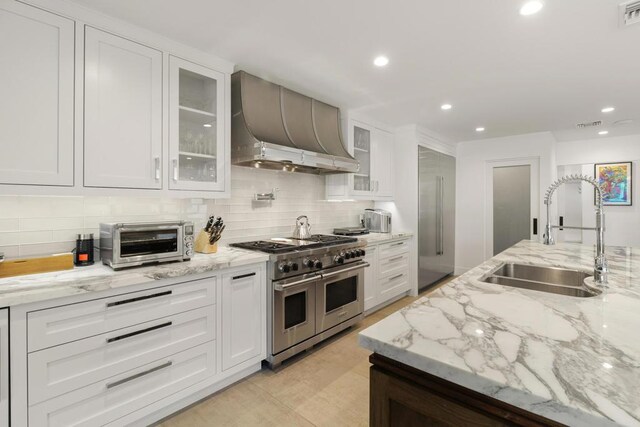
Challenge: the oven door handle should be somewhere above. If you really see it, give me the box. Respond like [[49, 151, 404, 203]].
[[274, 275, 318, 292], [320, 262, 370, 279]]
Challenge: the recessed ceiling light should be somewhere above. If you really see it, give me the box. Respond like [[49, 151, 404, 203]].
[[598, 130, 609, 135], [520, 1, 543, 16], [475, 329, 484, 335], [441, 104, 453, 111], [602, 362, 613, 370], [373, 56, 389, 67], [203, 123, 212, 128], [601, 107, 615, 113], [475, 127, 485, 132]]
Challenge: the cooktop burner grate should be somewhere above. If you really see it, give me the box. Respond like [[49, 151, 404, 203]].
[[230, 235, 359, 254]]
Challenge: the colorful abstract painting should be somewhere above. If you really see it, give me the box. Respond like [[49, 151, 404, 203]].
[[595, 162, 633, 206]]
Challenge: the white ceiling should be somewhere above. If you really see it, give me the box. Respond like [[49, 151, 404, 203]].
[[68, 0, 640, 142]]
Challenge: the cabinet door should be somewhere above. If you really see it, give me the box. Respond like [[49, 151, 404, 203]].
[[84, 27, 163, 189], [363, 246, 378, 311], [0, 2, 74, 186], [0, 309, 7, 427], [169, 56, 225, 192], [350, 121, 374, 196], [221, 268, 264, 370], [373, 129, 394, 198]]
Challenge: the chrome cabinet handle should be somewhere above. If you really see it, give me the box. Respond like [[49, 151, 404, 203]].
[[388, 274, 404, 281], [391, 241, 405, 247], [154, 156, 160, 180], [172, 159, 178, 181], [388, 256, 404, 262], [106, 290, 172, 308], [106, 361, 172, 389], [106, 321, 172, 344]]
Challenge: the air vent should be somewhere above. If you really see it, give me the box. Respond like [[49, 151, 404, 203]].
[[576, 120, 602, 129], [621, 1, 640, 26]]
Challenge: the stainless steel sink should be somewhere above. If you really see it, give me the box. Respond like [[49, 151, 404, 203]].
[[481, 263, 601, 298]]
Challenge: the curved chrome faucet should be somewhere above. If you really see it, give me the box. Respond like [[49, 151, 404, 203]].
[[543, 174, 608, 286]]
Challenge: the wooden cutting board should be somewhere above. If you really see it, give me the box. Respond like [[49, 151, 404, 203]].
[[0, 253, 74, 279]]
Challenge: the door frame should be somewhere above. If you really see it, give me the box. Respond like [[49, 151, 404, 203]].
[[484, 157, 540, 259]]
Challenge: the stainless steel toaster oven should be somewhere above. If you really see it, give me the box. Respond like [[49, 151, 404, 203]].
[[100, 221, 194, 269]]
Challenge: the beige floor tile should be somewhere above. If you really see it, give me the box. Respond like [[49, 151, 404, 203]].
[[158, 291, 438, 426]]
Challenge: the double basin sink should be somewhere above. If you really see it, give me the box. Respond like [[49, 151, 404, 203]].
[[481, 263, 602, 298]]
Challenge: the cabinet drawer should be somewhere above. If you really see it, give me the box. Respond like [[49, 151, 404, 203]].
[[28, 277, 216, 352], [379, 271, 409, 295], [29, 342, 215, 427], [378, 239, 410, 259], [28, 306, 214, 405], [378, 252, 409, 278]]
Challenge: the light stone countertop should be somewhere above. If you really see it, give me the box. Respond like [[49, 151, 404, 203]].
[[0, 246, 269, 308], [359, 240, 640, 427], [355, 231, 413, 245]]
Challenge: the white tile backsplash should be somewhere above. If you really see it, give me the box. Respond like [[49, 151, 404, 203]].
[[0, 167, 373, 257]]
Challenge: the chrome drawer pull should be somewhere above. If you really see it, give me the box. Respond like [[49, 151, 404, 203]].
[[388, 274, 404, 281], [106, 321, 172, 344], [106, 361, 172, 389], [106, 290, 172, 308], [388, 256, 404, 262], [233, 272, 256, 280], [391, 242, 405, 247]]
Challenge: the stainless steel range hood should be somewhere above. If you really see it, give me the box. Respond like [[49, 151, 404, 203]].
[[231, 71, 359, 174]]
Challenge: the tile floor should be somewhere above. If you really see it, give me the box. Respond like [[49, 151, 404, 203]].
[[158, 278, 453, 427]]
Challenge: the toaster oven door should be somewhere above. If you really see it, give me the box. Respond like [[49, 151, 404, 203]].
[[114, 224, 184, 265]]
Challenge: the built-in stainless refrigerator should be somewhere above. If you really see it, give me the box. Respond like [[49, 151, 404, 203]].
[[418, 146, 456, 290]]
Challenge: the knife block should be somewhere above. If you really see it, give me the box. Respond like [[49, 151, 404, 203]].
[[194, 230, 218, 254]]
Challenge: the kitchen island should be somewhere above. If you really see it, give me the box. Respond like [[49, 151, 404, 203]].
[[359, 240, 640, 427]]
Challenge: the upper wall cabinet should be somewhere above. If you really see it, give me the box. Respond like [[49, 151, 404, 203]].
[[84, 27, 163, 189], [326, 118, 395, 201], [169, 56, 226, 192], [0, 1, 74, 186]]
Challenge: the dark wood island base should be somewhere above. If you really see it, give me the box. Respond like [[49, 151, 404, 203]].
[[369, 354, 566, 427]]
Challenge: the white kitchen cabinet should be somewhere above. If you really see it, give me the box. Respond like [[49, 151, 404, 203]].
[[364, 237, 412, 313], [0, 309, 7, 427], [326, 118, 395, 201], [169, 56, 226, 192], [221, 268, 264, 371], [0, 1, 75, 187], [84, 26, 163, 189], [363, 245, 378, 311]]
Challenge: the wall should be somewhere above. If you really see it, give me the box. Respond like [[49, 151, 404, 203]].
[[455, 132, 557, 274], [0, 166, 372, 258], [556, 133, 640, 247]]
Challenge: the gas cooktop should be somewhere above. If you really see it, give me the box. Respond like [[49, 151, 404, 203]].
[[230, 235, 358, 254]]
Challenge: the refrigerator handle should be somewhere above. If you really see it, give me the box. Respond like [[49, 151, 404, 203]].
[[436, 176, 444, 255]]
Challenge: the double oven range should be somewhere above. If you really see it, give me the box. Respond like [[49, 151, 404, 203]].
[[231, 235, 368, 368]]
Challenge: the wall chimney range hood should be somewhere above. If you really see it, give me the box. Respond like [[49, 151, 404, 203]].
[[231, 71, 359, 174]]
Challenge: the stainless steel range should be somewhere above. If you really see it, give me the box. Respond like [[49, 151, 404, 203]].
[[231, 235, 368, 368]]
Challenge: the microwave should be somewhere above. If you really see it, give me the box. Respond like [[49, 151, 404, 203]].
[[100, 221, 194, 270]]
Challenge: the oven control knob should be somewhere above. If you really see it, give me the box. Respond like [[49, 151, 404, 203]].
[[356, 249, 364, 257], [344, 251, 352, 260], [304, 258, 314, 268], [186, 249, 194, 257], [290, 262, 299, 271], [279, 263, 291, 273], [361, 249, 366, 256], [334, 255, 344, 264], [314, 260, 323, 269]]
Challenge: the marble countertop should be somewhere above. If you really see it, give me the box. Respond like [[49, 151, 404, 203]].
[[359, 240, 640, 427], [356, 231, 413, 245], [0, 246, 269, 308]]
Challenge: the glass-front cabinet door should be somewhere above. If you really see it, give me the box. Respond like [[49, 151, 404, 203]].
[[351, 122, 372, 195], [169, 56, 225, 191]]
